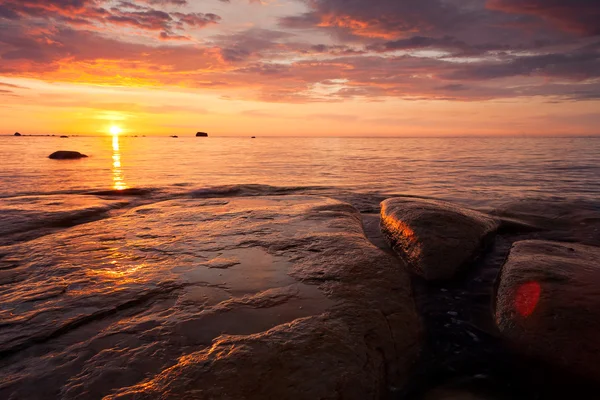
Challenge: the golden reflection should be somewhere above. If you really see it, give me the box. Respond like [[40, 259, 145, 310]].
[[112, 134, 128, 190], [381, 203, 418, 244]]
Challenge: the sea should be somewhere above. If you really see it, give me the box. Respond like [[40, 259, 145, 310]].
[[1, 135, 599, 206]]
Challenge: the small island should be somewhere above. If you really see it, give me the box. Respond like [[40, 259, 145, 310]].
[[14, 132, 22, 136], [196, 132, 208, 137], [49, 151, 88, 160]]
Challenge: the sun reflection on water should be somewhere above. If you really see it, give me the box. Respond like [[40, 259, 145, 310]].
[[112, 134, 128, 190]]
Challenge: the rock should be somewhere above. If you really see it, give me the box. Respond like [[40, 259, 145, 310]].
[[48, 151, 88, 160], [171, 135, 178, 138], [0, 196, 420, 399], [60, 135, 69, 138], [0, 195, 129, 246], [14, 132, 21, 136], [196, 132, 208, 137], [381, 198, 499, 280], [251, 136, 256, 139], [495, 240, 600, 380]]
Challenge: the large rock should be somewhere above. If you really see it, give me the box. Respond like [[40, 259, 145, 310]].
[[0, 196, 420, 399], [381, 198, 499, 280], [13, 132, 21, 136], [0, 195, 128, 246], [48, 151, 87, 160], [495, 240, 600, 380], [196, 132, 208, 137]]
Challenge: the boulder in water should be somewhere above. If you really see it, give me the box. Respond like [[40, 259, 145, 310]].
[[48, 151, 88, 160], [495, 240, 600, 380], [14, 132, 21, 136], [381, 197, 499, 280], [196, 132, 208, 137], [60, 135, 69, 138]]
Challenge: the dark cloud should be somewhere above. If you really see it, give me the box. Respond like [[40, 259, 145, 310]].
[[366, 35, 509, 57], [281, 0, 472, 40], [0, 0, 221, 35], [487, 0, 600, 36], [442, 48, 600, 81]]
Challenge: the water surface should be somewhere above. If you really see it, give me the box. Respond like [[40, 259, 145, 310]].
[[1, 136, 599, 206]]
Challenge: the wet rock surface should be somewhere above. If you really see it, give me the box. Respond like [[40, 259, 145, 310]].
[[381, 198, 499, 280], [0, 195, 129, 246], [3, 186, 600, 400], [391, 197, 600, 400], [0, 195, 420, 399], [495, 240, 600, 381]]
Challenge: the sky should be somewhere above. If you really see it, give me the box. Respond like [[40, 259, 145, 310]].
[[0, 0, 599, 136]]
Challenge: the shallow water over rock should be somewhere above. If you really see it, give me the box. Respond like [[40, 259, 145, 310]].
[[0, 195, 420, 399]]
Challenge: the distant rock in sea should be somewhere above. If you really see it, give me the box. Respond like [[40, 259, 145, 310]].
[[48, 151, 88, 160], [60, 135, 69, 138], [251, 136, 256, 139], [14, 132, 21, 136], [171, 135, 178, 138], [196, 132, 208, 137]]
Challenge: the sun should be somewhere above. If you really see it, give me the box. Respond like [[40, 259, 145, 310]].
[[109, 126, 122, 136]]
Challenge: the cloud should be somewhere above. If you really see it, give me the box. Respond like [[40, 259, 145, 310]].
[[281, 0, 472, 40], [0, 81, 28, 89], [0, 0, 221, 37], [0, 0, 599, 105], [487, 0, 600, 36], [441, 48, 600, 81]]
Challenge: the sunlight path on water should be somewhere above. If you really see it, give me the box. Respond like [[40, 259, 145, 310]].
[[112, 134, 127, 191]]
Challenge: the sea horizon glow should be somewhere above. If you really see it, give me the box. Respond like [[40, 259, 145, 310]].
[[110, 126, 122, 136], [0, 1, 599, 136]]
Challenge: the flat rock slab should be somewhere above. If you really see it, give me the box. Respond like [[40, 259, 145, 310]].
[[381, 198, 499, 280], [495, 240, 600, 380], [0, 196, 420, 399]]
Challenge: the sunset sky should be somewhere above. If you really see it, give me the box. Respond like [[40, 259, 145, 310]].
[[0, 0, 598, 136]]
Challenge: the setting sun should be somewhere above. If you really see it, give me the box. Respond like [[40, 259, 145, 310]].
[[109, 126, 122, 136]]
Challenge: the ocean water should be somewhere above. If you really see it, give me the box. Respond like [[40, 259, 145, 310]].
[[1, 136, 599, 206]]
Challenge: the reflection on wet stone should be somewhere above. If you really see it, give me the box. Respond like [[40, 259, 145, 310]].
[[0, 195, 420, 399]]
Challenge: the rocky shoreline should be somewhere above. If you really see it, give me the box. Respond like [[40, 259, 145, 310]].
[[1, 187, 599, 399]]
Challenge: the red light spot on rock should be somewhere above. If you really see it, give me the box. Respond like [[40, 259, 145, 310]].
[[515, 281, 542, 317]]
